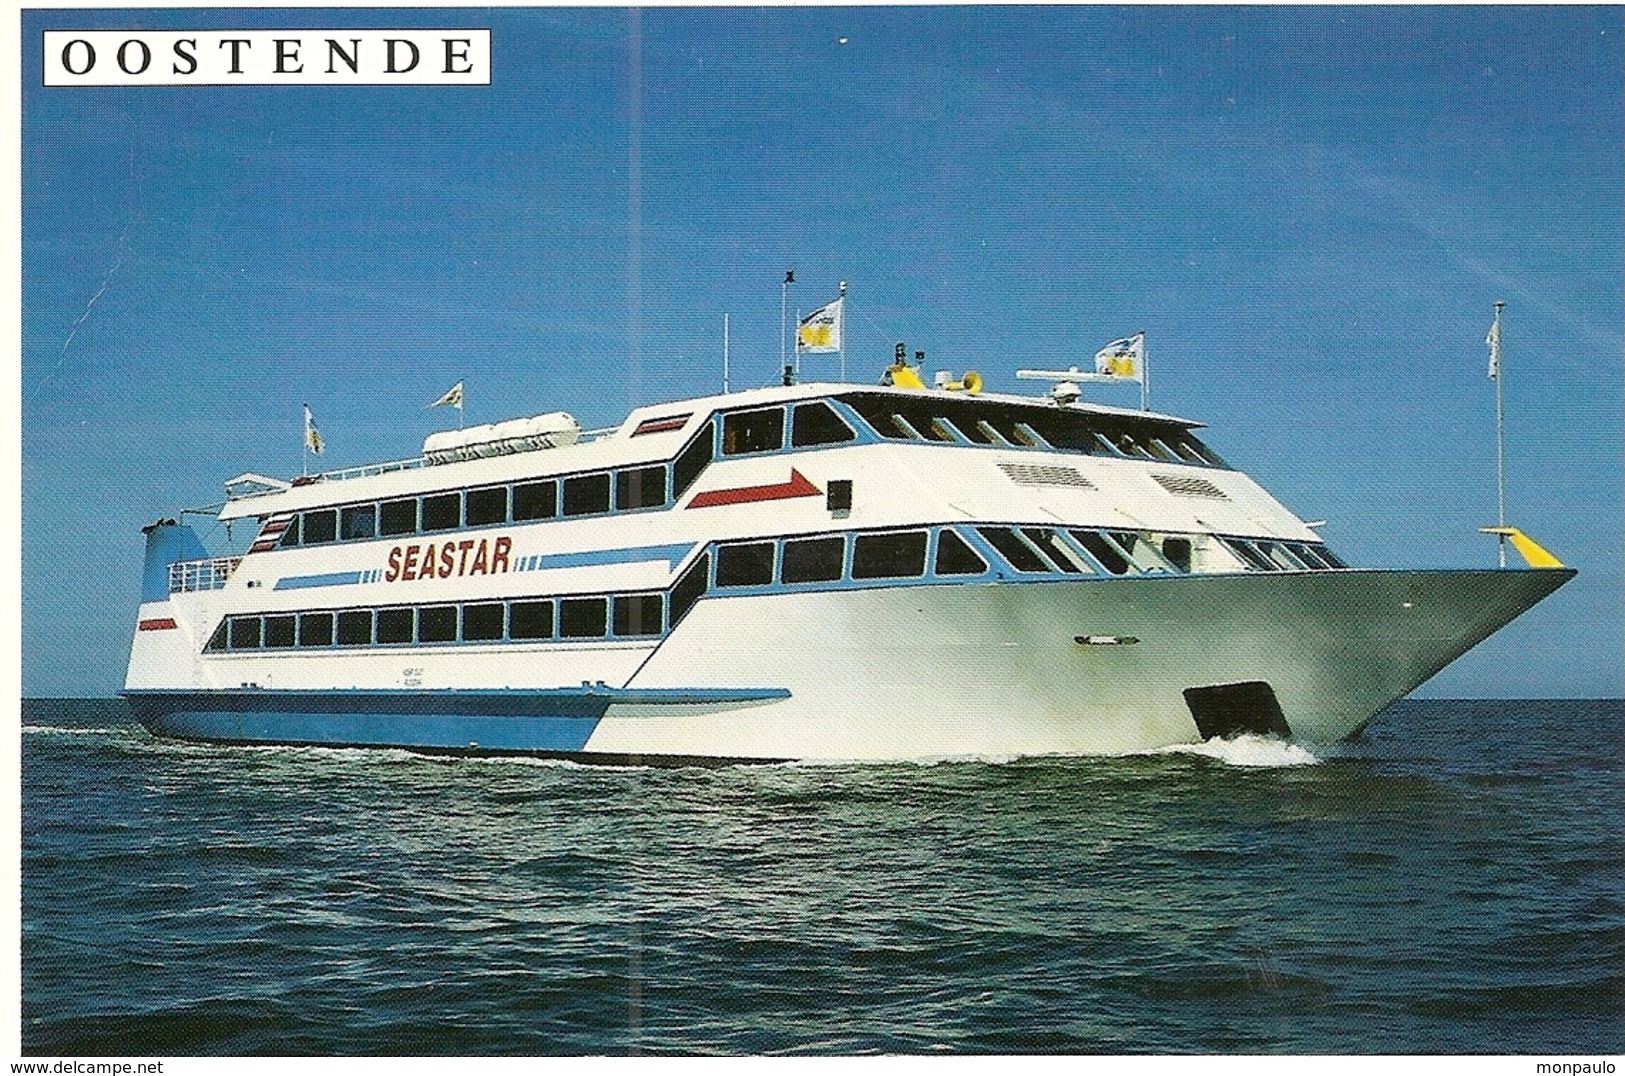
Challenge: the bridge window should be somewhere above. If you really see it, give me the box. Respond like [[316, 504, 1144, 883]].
[[722, 408, 785, 455], [380, 499, 418, 536], [465, 486, 509, 527], [616, 466, 667, 510], [264, 615, 296, 648], [852, 530, 928, 579], [1022, 527, 1092, 573], [513, 480, 557, 521], [1071, 530, 1131, 575], [672, 425, 714, 497], [791, 401, 856, 447], [716, 542, 775, 587], [934, 529, 987, 575], [421, 493, 460, 533], [1162, 537, 1194, 573], [462, 603, 505, 641], [614, 594, 664, 637], [303, 509, 337, 545], [562, 473, 611, 517], [298, 612, 334, 647], [977, 527, 1049, 573], [377, 607, 414, 644], [559, 597, 607, 638], [509, 600, 554, 640], [336, 610, 373, 645], [781, 536, 845, 583]]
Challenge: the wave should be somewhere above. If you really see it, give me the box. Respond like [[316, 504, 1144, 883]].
[[1152, 732, 1321, 768]]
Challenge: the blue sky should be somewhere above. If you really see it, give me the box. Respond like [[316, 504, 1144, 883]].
[[19, 6, 1623, 697]]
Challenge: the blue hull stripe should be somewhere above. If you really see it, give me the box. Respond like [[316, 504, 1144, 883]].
[[274, 571, 365, 590], [526, 542, 695, 572], [122, 686, 788, 754]]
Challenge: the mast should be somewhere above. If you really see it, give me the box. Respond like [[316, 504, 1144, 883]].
[[1490, 300, 1507, 568]]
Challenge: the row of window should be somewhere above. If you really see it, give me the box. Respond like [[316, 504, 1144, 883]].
[[207, 591, 670, 652], [269, 400, 862, 549], [207, 526, 1349, 655]]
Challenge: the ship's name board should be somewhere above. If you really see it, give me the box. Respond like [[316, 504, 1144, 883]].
[[42, 30, 490, 86], [386, 537, 512, 583]]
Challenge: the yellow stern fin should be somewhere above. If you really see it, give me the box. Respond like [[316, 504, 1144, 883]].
[[1480, 527, 1565, 569]]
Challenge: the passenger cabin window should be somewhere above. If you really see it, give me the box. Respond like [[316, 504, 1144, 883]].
[[791, 401, 857, 448], [851, 531, 928, 580], [513, 481, 557, 521], [418, 605, 457, 643], [722, 408, 785, 455], [672, 426, 714, 498], [509, 600, 554, 640], [264, 615, 296, 648], [781, 536, 845, 583], [559, 597, 608, 638], [613, 594, 664, 637], [340, 505, 376, 541], [380, 499, 418, 536], [669, 552, 710, 626], [462, 603, 505, 641], [421, 493, 460, 532], [229, 617, 262, 649], [376, 607, 415, 644], [465, 487, 509, 527], [616, 466, 667, 510], [298, 612, 334, 647], [303, 509, 337, 545], [562, 473, 611, 517], [336, 610, 373, 645], [278, 516, 301, 547], [934, 530, 988, 575], [716, 542, 775, 587]]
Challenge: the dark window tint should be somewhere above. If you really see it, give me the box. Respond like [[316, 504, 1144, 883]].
[[562, 473, 611, 516], [229, 617, 262, 649], [513, 481, 557, 521], [462, 603, 505, 641], [791, 401, 857, 447], [509, 600, 554, 640], [337, 610, 373, 645], [977, 527, 1048, 573], [716, 542, 775, 587], [672, 426, 714, 498], [781, 536, 845, 583], [559, 597, 608, 638], [303, 509, 337, 545], [1317, 545, 1348, 569], [377, 607, 414, 643], [613, 594, 664, 637], [946, 417, 997, 445], [669, 553, 710, 626], [934, 529, 988, 575], [277, 516, 301, 547], [205, 620, 229, 652], [1023, 411, 1099, 452], [340, 505, 376, 541], [418, 605, 457, 642], [852, 531, 928, 579], [616, 466, 666, 510], [298, 612, 334, 647], [722, 408, 784, 455], [1021, 528, 1088, 573], [264, 615, 296, 648], [422, 493, 460, 532], [1073, 530, 1131, 574], [465, 486, 508, 526], [379, 499, 418, 536]]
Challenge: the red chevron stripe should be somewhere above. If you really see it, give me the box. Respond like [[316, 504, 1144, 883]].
[[138, 618, 178, 631], [686, 469, 821, 509]]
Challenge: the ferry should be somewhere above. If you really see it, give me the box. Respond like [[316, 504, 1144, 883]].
[[123, 350, 1574, 763]]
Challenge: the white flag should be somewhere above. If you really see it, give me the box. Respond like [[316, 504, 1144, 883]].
[[797, 297, 844, 353], [430, 381, 465, 409], [1485, 316, 1501, 380], [303, 404, 325, 455], [1093, 332, 1144, 381]]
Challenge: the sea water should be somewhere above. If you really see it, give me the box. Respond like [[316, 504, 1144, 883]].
[[20, 698, 1624, 1055]]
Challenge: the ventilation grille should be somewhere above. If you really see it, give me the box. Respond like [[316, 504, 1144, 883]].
[[999, 463, 1096, 489], [1152, 473, 1228, 499]]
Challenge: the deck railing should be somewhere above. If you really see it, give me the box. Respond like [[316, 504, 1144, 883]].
[[169, 557, 242, 594]]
